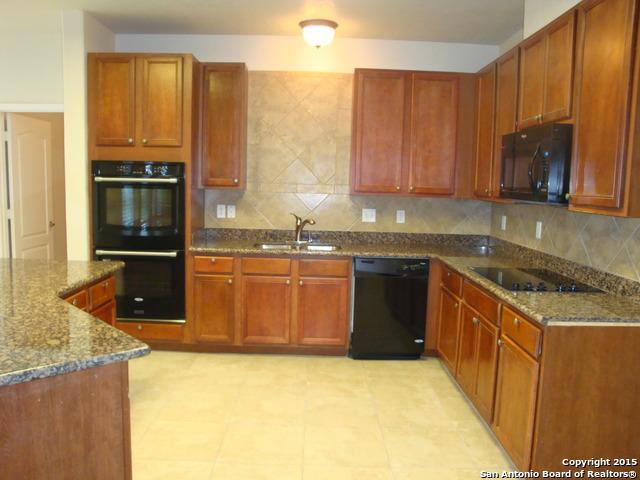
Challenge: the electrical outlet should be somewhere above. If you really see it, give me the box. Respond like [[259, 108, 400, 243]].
[[226, 205, 236, 218], [216, 204, 226, 219], [362, 208, 376, 223], [396, 210, 406, 224], [501, 215, 507, 231], [535, 221, 543, 239]]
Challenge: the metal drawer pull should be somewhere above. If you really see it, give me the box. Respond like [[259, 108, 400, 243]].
[[210, 258, 216, 263], [95, 249, 178, 258], [72, 299, 78, 306], [299, 280, 304, 286], [497, 338, 503, 347], [94, 177, 178, 184], [137, 324, 143, 331], [228, 279, 233, 285], [286, 279, 290, 285], [513, 317, 520, 327], [472, 317, 479, 325]]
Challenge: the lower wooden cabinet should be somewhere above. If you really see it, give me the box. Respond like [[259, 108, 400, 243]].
[[241, 275, 292, 345], [63, 275, 116, 325], [437, 287, 461, 373], [114, 321, 184, 341], [297, 277, 349, 346], [194, 274, 235, 343], [492, 334, 540, 470], [92, 300, 117, 326]]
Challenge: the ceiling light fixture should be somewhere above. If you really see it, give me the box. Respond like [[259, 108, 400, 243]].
[[299, 19, 338, 48]]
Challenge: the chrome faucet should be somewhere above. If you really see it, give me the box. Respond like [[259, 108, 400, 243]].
[[291, 213, 316, 243]]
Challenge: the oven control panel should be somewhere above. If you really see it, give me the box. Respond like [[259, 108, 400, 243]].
[[92, 161, 184, 178]]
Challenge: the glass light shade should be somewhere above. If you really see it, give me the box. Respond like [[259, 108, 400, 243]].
[[299, 19, 338, 48]]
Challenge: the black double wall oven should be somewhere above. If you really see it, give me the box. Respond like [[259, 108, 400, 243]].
[[92, 161, 185, 324]]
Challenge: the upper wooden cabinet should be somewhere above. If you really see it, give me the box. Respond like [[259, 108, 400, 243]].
[[474, 64, 497, 198], [518, 11, 576, 129], [200, 63, 247, 188], [88, 53, 196, 162], [569, 0, 640, 215], [351, 69, 472, 197], [351, 69, 408, 194]]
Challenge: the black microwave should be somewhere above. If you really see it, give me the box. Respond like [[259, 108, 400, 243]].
[[500, 123, 572, 204]]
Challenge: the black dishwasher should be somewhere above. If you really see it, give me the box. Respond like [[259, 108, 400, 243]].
[[350, 257, 429, 359]]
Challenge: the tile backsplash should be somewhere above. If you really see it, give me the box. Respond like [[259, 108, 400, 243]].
[[491, 203, 640, 282], [204, 71, 492, 235]]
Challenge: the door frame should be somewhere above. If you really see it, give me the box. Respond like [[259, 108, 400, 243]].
[[0, 113, 10, 258]]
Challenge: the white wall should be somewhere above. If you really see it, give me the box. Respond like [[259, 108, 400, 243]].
[[116, 34, 499, 73], [62, 11, 115, 261], [523, 0, 581, 38], [0, 12, 64, 107]]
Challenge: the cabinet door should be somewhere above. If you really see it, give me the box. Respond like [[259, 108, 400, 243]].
[[297, 277, 349, 346], [456, 305, 479, 396], [408, 73, 459, 195], [474, 64, 497, 198], [92, 300, 116, 326], [570, 0, 636, 210], [90, 55, 136, 146], [351, 70, 408, 193], [493, 335, 540, 470], [138, 56, 184, 147], [474, 317, 499, 422], [241, 275, 291, 345], [493, 49, 519, 196], [542, 11, 576, 123], [437, 288, 461, 373], [194, 274, 235, 344], [201, 64, 247, 187], [518, 33, 546, 129]]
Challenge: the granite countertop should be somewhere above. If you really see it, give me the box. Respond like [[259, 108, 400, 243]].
[[0, 259, 149, 387], [191, 232, 640, 327]]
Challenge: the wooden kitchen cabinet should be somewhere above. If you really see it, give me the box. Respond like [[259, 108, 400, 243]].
[[64, 275, 117, 326], [569, 0, 640, 215], [351, 69, 408, 193], [91, 300, 117, 326], [492, 334, 540, 470], [474, 64, 497, 199], [297, 277, 349, 346], [200, 63, 247, 188], [437, 287, 461, 373], [88, 53, 197, 161], [194, 274, 235, 344], [241, 275, 292, 345], [518, 10, 576, 129], [351, 69, 472, 197]]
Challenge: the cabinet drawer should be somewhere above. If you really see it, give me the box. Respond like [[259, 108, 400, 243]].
[[442, 266, 462, 296], [89, 276, 115, 310], [464, 281, 500, 325], [501, 306, 542, 358], [65, 290, 88, 310], [194, 256, 234, 274], [299, 259, 350, 278], [241, 257, 291, 275], [115, 321, 183, 341]]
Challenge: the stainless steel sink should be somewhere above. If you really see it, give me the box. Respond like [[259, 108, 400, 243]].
[[254, 242, 340, 251]]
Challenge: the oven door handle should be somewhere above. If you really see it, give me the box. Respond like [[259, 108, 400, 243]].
[[94, 176, 179, 184], [95, 249, 179, 258]]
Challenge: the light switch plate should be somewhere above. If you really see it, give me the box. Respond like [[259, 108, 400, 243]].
[[226, 205, 236, 218], [362, 208, 376, 223], [535, 221, 543, 239], [396, 210, 406, 224], [501, 215, 507, 231], [216, 204, 226, 219]]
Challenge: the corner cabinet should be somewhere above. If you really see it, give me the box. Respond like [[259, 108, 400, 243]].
[[200, 63, 247, 188], [64, 275, 117, 326], [351, 69, 472, 197], [88, 53, 196, 161]]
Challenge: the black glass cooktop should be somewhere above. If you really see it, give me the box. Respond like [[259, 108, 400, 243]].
[[471, 267, 604, 293]]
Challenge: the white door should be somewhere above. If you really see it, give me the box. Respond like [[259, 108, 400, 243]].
[[7, 113, 55, 259]]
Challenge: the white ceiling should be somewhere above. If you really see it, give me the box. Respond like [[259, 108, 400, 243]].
[[6, 0, 524, 45]]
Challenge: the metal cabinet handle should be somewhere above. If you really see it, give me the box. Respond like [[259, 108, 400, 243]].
[[409, 186, 414, 192], [513, 317, 520, 327], [484, 188, 489, 193], [446, 272, 451, 277], [142, 138, 148, 144], [472, 317, 479, 325], [127, 138, 134, 144], [104, 281, 109, 288], [286, 279, 290, 285], [454, 302, 458, 308], [210, 258, 216, 263], [233, 178, 239, 184], [72, 299, 78, 306], [565, 193, 572, 201], [396, 186, 400, 191], [228, 279, 233, 285], [49, 221, 56, 228], [299, 280, 304, 286], [137, 324, 143, 331], [497, 338, 503, 348]]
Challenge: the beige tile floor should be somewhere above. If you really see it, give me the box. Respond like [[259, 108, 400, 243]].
[[129, 352, 513, 479]]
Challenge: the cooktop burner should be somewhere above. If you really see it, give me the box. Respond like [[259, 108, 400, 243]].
[[470, 267, 604, 293]]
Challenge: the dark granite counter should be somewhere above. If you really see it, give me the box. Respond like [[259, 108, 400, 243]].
[[191, 229, 640, 327], [0, 259, 149, 387]]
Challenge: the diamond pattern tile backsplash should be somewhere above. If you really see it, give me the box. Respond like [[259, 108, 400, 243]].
[[491, 203, 640, 282], [204, 71, 492, 235]]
